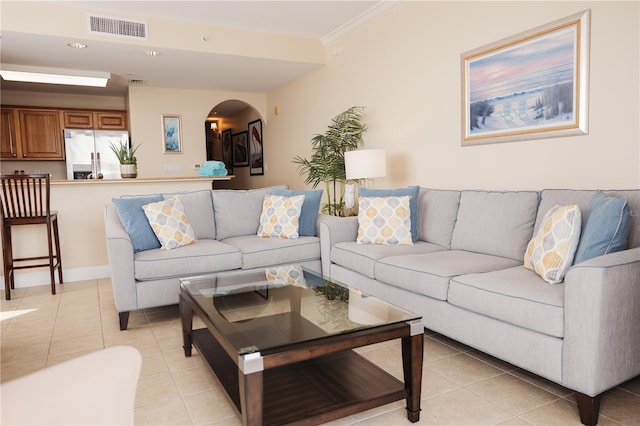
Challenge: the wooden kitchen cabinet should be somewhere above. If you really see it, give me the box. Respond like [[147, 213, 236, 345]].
[[63, 110, 127, 130], [1, 108, 64, 160], [1, 108, 19, 159], [17, 109, 65, 159]]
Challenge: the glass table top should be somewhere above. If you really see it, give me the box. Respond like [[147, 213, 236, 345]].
[[180, 264, 420, 355]]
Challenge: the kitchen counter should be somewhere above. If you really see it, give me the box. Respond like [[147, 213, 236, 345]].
[[51, 176, 234, 186]]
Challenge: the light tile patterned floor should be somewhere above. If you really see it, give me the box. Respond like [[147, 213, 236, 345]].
[[2, 280, 639, 426]]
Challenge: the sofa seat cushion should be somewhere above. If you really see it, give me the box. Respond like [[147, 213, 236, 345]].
[[331, 241, 444, 279], [449, 266, 565, 338], [222, 235, 320, 269], [134, 240, 241, 280], [375, 250, 520, 300]]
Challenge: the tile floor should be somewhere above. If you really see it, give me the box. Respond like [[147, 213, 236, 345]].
[[1, 279, 639, 426]]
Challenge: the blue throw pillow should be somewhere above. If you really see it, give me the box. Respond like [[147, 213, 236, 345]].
[[112, 195, 164, 252], [359, 186, 420, 242], [573, 191, 632, 264], [271, 188, 323, 236]]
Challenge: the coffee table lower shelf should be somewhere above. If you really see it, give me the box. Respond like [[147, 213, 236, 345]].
[[192, 328, 408, 425]]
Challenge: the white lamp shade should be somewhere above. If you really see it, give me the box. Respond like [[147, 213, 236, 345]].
[[344, 149, 387, 180]]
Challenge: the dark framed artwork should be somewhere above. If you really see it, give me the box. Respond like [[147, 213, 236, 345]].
[[221, 129, 233, 174], [248, 119, 264, 176], [232, 131, 249, 167], [461, 10, 590, 146]]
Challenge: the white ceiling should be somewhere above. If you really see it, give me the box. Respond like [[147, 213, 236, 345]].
[[0, 1, 398, 99]]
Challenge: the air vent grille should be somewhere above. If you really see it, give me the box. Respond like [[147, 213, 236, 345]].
[[128, 79, 146, 86], [88, 14, 148, 40]]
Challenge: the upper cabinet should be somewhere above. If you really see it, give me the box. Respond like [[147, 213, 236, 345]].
[[63, 110, 127, 130], [1, 107, 64, 160], [1, 106, 128, 161]]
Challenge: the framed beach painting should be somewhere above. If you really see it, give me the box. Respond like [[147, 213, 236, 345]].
[[461, 10, 590, 146], [232, 131, 249, 167], [162, 114, 182, 153], [248, 119, 264, 176]]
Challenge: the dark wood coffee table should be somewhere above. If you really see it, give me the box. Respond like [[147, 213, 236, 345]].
[[180, 265, 423, 426]]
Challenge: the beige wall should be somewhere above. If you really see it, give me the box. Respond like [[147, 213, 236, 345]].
[[268, 1, 640, 191]]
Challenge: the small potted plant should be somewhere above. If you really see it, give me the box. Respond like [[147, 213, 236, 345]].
[[109, 140, 140, 178]]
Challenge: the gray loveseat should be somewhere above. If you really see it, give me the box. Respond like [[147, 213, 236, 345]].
[[104, 186, 321, 330], [318, 188, 640, 426]]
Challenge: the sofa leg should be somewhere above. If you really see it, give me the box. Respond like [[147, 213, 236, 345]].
[[575, 392, 601, 426], [119, 311, 130, 331]]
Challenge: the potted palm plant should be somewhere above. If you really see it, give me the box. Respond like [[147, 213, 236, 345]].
[[293, 106, 367, 216], [109, 140, 140, 178]]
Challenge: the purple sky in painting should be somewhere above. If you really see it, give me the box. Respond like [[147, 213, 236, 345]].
[[469, 26, 576, 102]]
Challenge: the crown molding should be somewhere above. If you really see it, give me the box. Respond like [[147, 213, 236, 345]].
[[321, 1, 404, 47]]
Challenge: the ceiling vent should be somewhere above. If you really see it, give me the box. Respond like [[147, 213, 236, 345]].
[[88, 14, 148, 40], [128, 79, 146, 86]]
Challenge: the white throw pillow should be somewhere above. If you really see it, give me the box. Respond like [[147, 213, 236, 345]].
[[357, 196, 413, 246], [142, 196, 196, 250], [524, 204, 581, 284], [257, 194, 305, 238]]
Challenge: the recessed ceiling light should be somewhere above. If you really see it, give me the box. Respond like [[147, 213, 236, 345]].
[[144, 50, 161, 56], [67, 42, 88, 49]]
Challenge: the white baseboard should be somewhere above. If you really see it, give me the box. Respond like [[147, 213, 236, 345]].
[[0, 265, 110, 289]]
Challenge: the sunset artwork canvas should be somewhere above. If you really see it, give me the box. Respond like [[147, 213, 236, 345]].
[[462, 10, 590, 145]]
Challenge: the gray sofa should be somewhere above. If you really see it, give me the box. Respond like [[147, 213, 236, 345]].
[[318, 188, 640, 426], [104, 187, 321, 330]]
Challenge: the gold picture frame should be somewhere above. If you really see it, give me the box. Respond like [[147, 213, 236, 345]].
[[461, 10, 590, 146]]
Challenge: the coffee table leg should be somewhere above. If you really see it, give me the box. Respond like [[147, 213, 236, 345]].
[[239, 370, 263, 426], [402, 320, 424, 422], [180, 293, 193, 357]]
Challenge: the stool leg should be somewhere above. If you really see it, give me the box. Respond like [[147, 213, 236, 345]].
[[53, 217, 63, 284], [2, 224, 13, 300], [46, 221, 56, 295]]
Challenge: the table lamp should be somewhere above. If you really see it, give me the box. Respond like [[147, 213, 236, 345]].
[[344, 149, 387, 189]]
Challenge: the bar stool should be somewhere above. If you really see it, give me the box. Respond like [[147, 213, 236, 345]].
[[0, 174, 63, 300]]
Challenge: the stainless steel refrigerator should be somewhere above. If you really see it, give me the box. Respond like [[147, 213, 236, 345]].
[[64, 129, 129, 180]]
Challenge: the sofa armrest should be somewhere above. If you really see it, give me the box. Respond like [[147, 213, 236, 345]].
[[317, 214, 358, 277], [104, 204, 138, 314], [562, 247, 640, 396]]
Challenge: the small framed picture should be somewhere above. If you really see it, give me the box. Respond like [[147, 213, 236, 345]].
[[221, 129, 234, 174], [162, 114, 182, 153], [232, 131, 249, 167], [248, 119, 263, 176]]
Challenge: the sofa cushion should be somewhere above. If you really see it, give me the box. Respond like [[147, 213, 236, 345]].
[[359, 186, 420, 242], [257, 194, 305, 239], [537, 189, 640, 250], [271, 188, 323, 236], [134, 240, 241, 280], [375, 250, 520, 300], [357, 196, 413, 246], [112, 195, 163, 252], [212, 186, 285, 240], [417, 188, 461, 249], [163, 190, 215, 240], [449, 266, 565, 338], [143, 197, 196, 251], [574, 192, 632, 264], [331, 241, 444, 279], [222, 235, 320, 270], [451, 190, 539, 261]]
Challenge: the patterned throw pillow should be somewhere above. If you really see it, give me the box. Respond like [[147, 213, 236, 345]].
[[142, 196, 196, 250], [524, 204, 581, 284], [357, 196, 413, 246], [265, 264, 307, 288], [257, 194, 305, 238]]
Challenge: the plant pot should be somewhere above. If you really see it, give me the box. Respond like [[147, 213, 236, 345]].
[[120, 164, 137, 179]]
